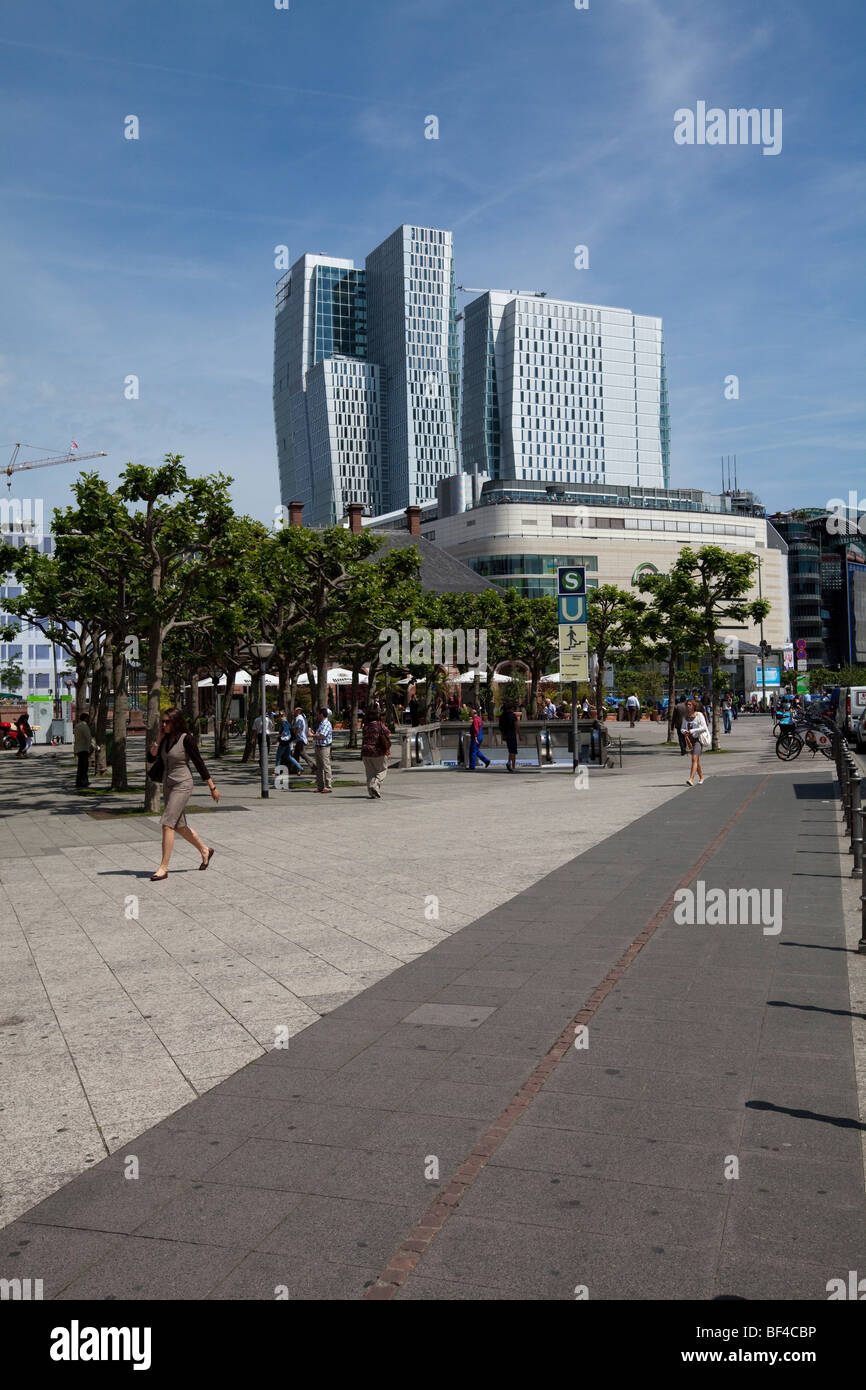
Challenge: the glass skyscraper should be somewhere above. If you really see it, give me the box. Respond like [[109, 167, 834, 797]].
[[274, 227, 459, 527], [273, 254, 382, 526], [461, 291, 670, 491]]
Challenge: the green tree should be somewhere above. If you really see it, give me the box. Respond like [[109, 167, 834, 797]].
[[0, 657, 23, 692], [587, 585, 650, 721], [111, 456, 237, 810], [663, 547, 770, 750], [638, 570, 707, 740]]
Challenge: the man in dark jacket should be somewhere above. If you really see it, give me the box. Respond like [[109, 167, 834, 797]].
[[672, 697, 690, 755], [361, 705, 391, 799]]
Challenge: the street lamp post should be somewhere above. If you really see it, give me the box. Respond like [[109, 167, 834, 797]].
[[246, 643, 275, 798]]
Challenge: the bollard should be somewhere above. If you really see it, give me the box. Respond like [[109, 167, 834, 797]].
[[841, 753, 850, 829], [860, 864, 866, 952], [851, 775, 863, 877], [848, 755, 858, 832]]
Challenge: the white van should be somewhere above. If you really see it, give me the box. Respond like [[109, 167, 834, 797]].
[[836, 687, 866, 741]]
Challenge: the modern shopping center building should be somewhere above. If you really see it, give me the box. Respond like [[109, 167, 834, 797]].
[[368, 476, 791, 653]]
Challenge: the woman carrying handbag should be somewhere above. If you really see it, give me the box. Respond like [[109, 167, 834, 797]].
[[683, 698, 710, 786], [147, 709, 220, 880]]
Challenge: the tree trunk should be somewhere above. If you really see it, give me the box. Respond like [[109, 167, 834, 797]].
[[93, 644, 112, 775], [218, 667, 236, 757], [188, 669, 200, 730], [110, 642, 129, 791], [594, 648, 606, 725], [383, 666, 395, 730], [276, 654, 290, 719], [144, 618, 164, 812], [348, 664, 361, 749], [666, 648, 677, 741], [314, 641, 329, 718], [79, 653, 94, 726], [242, 673, 259, 762], [711, 648, 721, 751], [528, 665, 539, 718]]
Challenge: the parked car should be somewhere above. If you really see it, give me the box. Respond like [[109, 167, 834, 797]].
[[1, 720, 17, 750], [835, 686, 866, 741]]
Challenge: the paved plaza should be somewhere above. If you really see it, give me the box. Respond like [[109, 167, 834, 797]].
[[1, 719, 864, 1299]]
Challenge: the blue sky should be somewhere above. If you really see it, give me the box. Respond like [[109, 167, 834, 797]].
[[1, 0, 863, 524]]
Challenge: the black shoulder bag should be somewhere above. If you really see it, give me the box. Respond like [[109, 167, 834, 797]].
[[148, 736, 167, 782]]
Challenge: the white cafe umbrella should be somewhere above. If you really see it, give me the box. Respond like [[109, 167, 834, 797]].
[[296, 668, 368, 686], [454, 670, 488, 684], [198, 670, 278, 688]]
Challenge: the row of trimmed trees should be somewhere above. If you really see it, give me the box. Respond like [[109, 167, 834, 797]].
[[1, 457, 771, 803]]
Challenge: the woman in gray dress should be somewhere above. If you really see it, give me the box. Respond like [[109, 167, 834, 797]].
[[147, 709, 220, 880]]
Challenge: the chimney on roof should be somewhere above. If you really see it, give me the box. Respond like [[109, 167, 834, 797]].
[[288, 500, 303, 528], [406, 505, 421, 537], [347, 502, 363, 534]]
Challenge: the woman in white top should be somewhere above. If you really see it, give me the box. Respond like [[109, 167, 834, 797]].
[[683, 698, 708, 786]]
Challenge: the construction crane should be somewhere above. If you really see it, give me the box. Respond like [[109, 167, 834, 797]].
[[3, 442, 107, 489]]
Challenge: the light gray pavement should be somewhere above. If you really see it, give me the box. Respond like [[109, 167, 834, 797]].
[[2, 715, 862, 1285], [1, 718, 864, 1301], [2, 720, 694, 1226]]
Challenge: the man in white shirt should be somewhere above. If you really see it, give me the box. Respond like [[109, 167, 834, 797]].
[[252, 712, 274, 757], [313, 708, 333, 793], [292, 706, 315, 771], [626, 692, 640, 728]]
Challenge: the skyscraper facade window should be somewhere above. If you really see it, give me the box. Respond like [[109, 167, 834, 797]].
[[365, 225, 459, 513], [274, 228, 458, 527], [461, 291, 670, 491], [274, 253, 378, 526]]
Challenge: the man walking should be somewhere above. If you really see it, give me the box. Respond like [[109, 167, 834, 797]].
[[274, 709, 301, 776], [498, 701, 521, 772], [252, 710, 274, 761], [468, 706, 490, 769], [361, 705, 391, 798], [722, 693, 733, 735], [73, 711, 93, 788], [292, 705, 315, 772], [626, 691, 641, 728], [672, 695, 689, 755], [313, 708, 333, 793]]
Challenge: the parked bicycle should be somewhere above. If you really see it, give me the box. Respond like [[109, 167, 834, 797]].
[[775, 712, 838, 762]]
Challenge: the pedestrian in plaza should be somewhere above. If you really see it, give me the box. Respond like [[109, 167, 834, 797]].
[[626, 691, 640, 727], [498, 700, 521, 772], [274, 709, 301, 777], [581, 696, 590, 715], [15, 712, 33, 757], [672, 695, 690, 755], [73, 711, 93, 788], [313, 707, 333, 792], [291, 705, 315, 772], [683, 698, 709, 786], [722, 693, 733, 735], [361, 704, 391, 799], [731, 693, 739, 720], [469, 706, 490, 769], [407, 693, 420, 727], [147, 709, 219, 880], [252, 710, 274, 759]]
